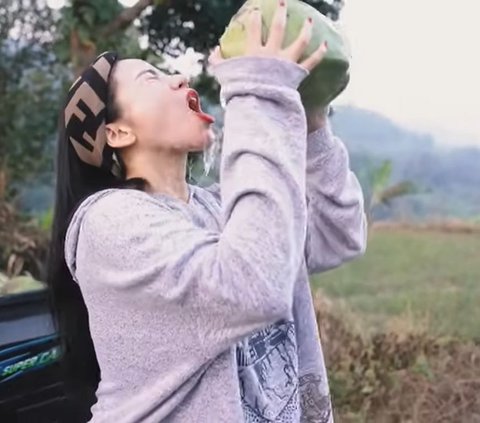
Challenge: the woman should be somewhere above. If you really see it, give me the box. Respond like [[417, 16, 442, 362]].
[[47, 2, 366, 422]]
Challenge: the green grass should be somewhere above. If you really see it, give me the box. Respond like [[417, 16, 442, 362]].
[[310, 228, 480, 340]]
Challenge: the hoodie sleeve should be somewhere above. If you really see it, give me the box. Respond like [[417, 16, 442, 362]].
[[304, 120, 367, 274], [73, 56, 309, 358]]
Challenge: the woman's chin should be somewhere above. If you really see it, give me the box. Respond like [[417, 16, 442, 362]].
[[189, 128, 213, 152]]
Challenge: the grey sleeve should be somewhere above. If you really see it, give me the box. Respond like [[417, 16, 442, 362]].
[[304, 120, 367, 274], [80, 57, 309, 357]]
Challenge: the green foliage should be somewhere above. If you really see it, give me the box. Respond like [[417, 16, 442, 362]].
[[366, 160, 416, 220], [56, 0, 143, 63], [371, 160, 392, 195], [369, 161, 417, 205], [37, 208, 54, 232], [0, 0, 65, 199], [143, 0, 344, 59], [62, 1, 123, 43]]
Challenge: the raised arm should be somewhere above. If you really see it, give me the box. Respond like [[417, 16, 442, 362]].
[[303, 113, 367, 274], [73, 5, 328, 358]]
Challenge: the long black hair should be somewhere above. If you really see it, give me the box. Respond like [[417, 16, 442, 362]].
[[45, 60, 145, 420]]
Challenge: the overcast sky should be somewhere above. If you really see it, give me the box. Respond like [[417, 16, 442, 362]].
[[336, 0, 480, 146]]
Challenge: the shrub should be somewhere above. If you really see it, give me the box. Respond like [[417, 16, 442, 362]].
[[314, 292, 480, 422], [0, 199, 49, 280]]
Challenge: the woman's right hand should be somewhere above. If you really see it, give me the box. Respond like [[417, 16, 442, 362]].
[[210, 0, 327, 72]]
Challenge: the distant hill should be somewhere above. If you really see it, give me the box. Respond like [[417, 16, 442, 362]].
[[331, 106, 435, 156], [331, 105, 480, 220]]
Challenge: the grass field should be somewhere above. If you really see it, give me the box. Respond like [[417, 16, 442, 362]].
[[310, 227, 480, 340]]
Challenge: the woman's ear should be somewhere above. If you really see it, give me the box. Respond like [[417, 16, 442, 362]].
[[106, 123, 136, 149]]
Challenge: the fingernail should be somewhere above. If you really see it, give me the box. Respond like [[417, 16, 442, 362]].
[[308, 17, 313, 24], [324, 41, 328, 49], [280, 0, 286, 7]]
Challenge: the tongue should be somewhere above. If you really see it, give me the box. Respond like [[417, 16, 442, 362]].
[[195, 111, 215, 124]]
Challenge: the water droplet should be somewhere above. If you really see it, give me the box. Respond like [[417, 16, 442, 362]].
[[203, 125, 222, 176]]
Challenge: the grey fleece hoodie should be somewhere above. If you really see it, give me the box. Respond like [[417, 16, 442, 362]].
[[65, 56, 366, 423]]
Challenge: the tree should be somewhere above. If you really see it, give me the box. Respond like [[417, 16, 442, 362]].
[[0, 0, 156, 200], [0, 0, 64, 200], [367, 160, 416, 224], [56, 0, 344, 75], [144, 0, 344, 60], [57, 0, 160, 76]]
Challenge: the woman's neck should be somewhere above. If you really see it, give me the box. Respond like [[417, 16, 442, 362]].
[[125, 150, 189, 203]]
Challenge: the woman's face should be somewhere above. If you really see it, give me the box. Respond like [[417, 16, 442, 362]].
[[108, 59, 214, 154]]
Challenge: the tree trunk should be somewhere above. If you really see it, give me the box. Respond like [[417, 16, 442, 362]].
[[70, 0, 159, 77], [70, 29, 98, 78]]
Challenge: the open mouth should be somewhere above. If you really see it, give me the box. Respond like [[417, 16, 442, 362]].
[[186, 89, 215, 124], [187, 90, 201, 112]]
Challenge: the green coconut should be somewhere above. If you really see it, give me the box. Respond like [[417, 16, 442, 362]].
[[220, 0, 351, 110]]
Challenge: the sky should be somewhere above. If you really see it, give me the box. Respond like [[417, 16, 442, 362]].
[[336, 0, 480, 146]]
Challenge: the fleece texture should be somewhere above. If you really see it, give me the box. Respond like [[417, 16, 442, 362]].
[[65, 56, 366, 423]]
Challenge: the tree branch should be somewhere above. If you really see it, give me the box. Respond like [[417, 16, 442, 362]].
[[101, 0, 155, 38]]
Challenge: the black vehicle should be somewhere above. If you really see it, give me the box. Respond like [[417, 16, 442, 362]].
[[0, 288, 69, 422]]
